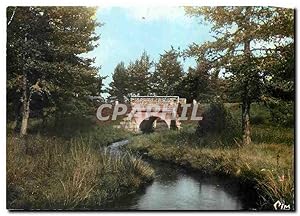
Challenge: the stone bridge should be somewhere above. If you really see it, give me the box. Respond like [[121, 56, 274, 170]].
[[120, 96, 186, 133]]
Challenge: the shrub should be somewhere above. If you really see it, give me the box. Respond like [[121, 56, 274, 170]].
[[251, 115, 265, 125], [267, 101, 294, 128], [196, 102, 240, 147]]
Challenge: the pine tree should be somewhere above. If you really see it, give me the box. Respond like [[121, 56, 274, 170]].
[[108, 62, 130, 102], [127, 51, 153, 96], [152, 47, 183, 96]]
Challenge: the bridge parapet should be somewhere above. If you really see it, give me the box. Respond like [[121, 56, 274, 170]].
[[179, 98, 186, 105], [130, 96, 185, 109]]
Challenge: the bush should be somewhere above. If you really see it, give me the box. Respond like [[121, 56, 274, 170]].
[[251, 115, 265, 125], [196, 102, 240, 147], [267, 101, 294, 128], [28, 115, 96, 138]]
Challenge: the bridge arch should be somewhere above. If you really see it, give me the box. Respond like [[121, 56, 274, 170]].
[[138, 116, 170, 133]]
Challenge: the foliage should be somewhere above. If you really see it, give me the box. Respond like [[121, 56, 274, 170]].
[[247, 103, 269, 125], [108, 51, 153, 98], [108, 62, 130, 102], [177, 63, 218, 102], [108, 48, 186, 98], [185, 6, 294, 145], [263, 42, 295, 102], [151, 47, 183, 95], [265, 100, 294, 127], [7, 6, 103, 135], [250, 115, 265, 125], [127, 51, 153, 96], [196, 102, 240, 147]]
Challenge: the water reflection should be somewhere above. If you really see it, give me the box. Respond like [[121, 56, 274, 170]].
[[101, 162, 252, 210]]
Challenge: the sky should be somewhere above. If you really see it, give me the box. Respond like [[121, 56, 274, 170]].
[[87, 7, 213, 97]]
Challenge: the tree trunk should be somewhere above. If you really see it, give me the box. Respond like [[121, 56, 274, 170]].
[[13, 99, 22, 132], [242, 34, 252, 145], [20, 73, 30, 136], [242, 100, 251, 145], [20, 98, 30, 136]]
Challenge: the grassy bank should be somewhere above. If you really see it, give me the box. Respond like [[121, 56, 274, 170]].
[[126, 123, 294, 210], [7, 121, 154, 210]]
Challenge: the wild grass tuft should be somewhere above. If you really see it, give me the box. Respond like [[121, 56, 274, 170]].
[[256, 169, 294, 210]]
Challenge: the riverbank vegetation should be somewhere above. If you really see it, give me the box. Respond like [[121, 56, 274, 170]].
[[126, 103, 294, 210], [7, 119, 153, 209]]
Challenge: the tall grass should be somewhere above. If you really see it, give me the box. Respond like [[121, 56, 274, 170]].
[[256, 169, 294, 209], [252, 125, 294, 145], [81, 124, 133, 148], [7, 134, 154, 209]]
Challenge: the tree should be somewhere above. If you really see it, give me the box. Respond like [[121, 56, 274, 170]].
[[177, 62, 218, 102], [185, 6, 294, 145], [108, 62, 130, 102], [151, 47, 183, 95], [127, 51, 153, 96], [261, 42, 295, 127], [7, 7, 103, 136]]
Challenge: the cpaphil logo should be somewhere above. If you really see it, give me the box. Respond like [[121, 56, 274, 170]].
[[273, 200, 291, 210]]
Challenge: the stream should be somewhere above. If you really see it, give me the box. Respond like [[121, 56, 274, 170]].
[[103, 139, 256, 210]]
